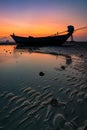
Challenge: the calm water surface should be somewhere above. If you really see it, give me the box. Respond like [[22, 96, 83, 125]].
[[0, 43, 87, 130]]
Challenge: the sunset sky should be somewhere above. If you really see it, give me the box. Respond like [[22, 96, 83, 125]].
[[0, 0, 87, 41]]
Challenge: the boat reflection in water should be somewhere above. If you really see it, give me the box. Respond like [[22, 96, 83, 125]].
[[15, 45, 72, 66]]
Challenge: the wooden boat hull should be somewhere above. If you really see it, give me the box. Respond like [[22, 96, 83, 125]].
[[11, 25, 74, 46], [11, 33, 72, 46]]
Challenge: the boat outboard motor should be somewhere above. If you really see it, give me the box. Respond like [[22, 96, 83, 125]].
[[67, 25, 74, 33], [67, 25, 74, 41]]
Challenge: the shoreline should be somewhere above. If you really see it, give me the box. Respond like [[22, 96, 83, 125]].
[[0, 41, 87, 45]]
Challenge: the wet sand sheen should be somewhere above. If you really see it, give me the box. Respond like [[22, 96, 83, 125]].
[[0, 42, 87, 130]]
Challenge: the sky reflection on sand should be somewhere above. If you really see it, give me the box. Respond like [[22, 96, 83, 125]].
[[0, 44, 87, 130]]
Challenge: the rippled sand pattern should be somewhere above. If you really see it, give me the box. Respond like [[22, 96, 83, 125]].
[[0, 42, 87, 130]]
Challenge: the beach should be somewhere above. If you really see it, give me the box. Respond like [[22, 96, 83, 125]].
[[0, 42, 87, 130]]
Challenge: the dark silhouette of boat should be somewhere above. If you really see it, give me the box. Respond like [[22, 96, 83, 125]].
[[11, 25, 74, 46]]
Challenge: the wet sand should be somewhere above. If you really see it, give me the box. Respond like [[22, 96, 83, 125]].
[[0, 42, 87, 130]]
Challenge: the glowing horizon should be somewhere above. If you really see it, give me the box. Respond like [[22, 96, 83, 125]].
[[0, 0, 87, 41]]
